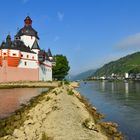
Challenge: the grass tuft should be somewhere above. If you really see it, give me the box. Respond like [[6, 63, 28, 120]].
[[46, 96, 51, 101], [67, 89, 74, 95], [64, 80, 70, 85], [41, 132, 53, 140]]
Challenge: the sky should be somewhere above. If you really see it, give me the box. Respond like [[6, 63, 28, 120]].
[[0, 0, 140, 75]]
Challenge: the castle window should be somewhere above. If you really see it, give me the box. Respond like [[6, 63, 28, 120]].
[[27, 55, 29, 58], [13, 53, 16, 56], [3, 53, 6, 55], [32, 56, 34, 59], [21, 54, 23, 57], [24, 61, 27, 66]]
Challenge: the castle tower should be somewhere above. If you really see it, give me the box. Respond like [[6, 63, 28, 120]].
[[15, 16, 39, 51]]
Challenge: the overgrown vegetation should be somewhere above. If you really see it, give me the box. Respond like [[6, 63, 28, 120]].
[[99, 122, 123, 139]]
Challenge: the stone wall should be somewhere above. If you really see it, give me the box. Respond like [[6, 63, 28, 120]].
[[0, 60, 39, 82]]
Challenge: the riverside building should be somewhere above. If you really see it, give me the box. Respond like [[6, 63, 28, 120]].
[[0, 16, 55, 82]]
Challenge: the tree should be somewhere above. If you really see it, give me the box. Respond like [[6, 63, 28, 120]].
[[52, 55, 70, 80], [129, 66, 140, 74]]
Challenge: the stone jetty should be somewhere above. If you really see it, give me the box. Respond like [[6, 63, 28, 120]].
[[0, 82, 123, 140]]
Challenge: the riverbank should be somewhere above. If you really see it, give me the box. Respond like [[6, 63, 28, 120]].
[[0, 81, 59, 89], [0, 83, 123, 140]]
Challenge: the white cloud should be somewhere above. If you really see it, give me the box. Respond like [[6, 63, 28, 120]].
[[57, 11, 64, 21], [116, 33, 140, 50]]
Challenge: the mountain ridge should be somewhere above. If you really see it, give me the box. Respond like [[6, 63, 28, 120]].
[[93, 51, 140, 77]]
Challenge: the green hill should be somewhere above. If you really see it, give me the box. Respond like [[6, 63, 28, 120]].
[[94, 52, 140, 77]]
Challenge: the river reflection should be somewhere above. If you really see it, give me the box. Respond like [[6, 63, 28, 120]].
[[78, 81, 140, 140], [0, 88, 48, 118]]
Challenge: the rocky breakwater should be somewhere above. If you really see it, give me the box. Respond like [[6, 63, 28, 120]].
[[0, 83, 123, 140]]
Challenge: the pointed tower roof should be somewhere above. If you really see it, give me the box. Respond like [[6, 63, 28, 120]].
[[6, 34, 11, 41], [48, 48, 52, 57], [0, 41, 6, 49], [15, 16, 39, 39], [24, 16, 32, 26], [31, 40, 40, 50], [5, 34, 12, 48], [45, 52, 50, 60]]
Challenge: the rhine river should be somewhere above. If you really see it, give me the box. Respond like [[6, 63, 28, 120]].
[[78, 81, 140, 140], [0, 88, 48, 119]]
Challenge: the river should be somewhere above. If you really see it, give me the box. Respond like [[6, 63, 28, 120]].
[[78, 81, 140, 140], [0, 88, 48, 119]]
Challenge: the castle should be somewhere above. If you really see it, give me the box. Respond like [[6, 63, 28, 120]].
[[0, 16, 55, 82]]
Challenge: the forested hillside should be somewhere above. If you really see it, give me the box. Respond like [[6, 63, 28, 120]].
[[94, 52, 140, 76]]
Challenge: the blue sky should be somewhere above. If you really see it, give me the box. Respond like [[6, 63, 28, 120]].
[[0, 0, 140, 75]]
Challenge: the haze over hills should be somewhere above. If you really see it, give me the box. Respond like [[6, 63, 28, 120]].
[[93, 51, 140, 77], [70, 69, 96, 81]]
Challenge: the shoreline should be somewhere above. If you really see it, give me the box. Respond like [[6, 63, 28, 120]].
[[0, 82, 123, 140], [0, 81, 59, 89], [85, 79, 140, 82]]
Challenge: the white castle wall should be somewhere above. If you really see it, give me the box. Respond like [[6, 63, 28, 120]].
[[20, 51, 38, 60], [8, 49, 20, 57], [39, 60, 52, 81], [1, 49, 8, 57], [20, 35, 37, 49], [18, 51, 38, 69], [18, 59, 38, 69], [31, 49, 40, 54], [17, 51, 53, 81], [1, 49, 20, 58]]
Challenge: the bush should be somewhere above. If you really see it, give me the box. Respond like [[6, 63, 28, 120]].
[[64, 80, 70, 85], [67, 89, 74, 95]]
